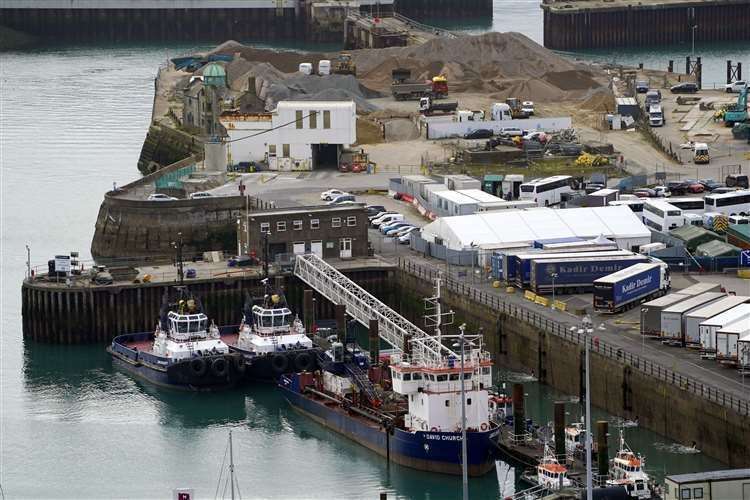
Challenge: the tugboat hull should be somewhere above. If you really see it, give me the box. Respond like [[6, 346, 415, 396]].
[[279, 376, 498, 476], [108, 333, 245, 391], [229, 344, 321, 382]]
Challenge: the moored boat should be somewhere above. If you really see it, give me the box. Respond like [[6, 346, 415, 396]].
[[108, 287, 245, 390], [606, 429, 654, 499]]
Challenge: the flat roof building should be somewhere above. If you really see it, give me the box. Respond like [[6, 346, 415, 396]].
[[663, 468, 750, 500]]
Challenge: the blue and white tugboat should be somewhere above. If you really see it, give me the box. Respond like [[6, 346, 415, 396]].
[[279, 277, 500, 476], [108, 288, 245, 390], [224, 280, 319, 381]]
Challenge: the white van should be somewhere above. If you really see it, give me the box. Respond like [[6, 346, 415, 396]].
[[693, 143, 710, 164], [318, 60, 331, 75], [648, 104, 664, 127], [298, 63, 313, 75]]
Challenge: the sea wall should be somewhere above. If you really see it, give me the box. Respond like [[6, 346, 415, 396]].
[[395, 266, 750, 467]]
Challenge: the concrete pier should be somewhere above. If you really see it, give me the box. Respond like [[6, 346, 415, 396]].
[[541, 0, 750, 50]]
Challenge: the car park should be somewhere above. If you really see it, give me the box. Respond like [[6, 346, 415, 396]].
[[670, 82, 698, 94], [372, 213, 404, 228], [147, 193, 177, 201], [189, 191, 213, 199], [321, 189, 348, 201], [465, 129, 494, 140]]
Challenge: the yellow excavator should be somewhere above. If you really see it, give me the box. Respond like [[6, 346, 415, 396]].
[[332, 53, 356, 76]]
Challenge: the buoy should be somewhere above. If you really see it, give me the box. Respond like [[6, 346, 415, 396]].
[[480, 422, 488, 431]]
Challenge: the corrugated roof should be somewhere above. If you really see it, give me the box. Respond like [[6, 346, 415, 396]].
[[727, 223, 750, 241], [666, 468, 750, 484], [670, 225, 719, 245], [456, 189, 503, 203], [434, 190, 479, 205]]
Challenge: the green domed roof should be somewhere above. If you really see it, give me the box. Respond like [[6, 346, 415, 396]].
[[203, 63, 226, 87]]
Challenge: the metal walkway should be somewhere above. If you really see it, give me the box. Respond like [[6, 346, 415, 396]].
[[294, 254, 456, 366]]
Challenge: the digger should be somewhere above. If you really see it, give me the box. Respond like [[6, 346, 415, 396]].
[[332, 53, 356, 76]]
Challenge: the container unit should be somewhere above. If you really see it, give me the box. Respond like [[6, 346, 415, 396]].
[[511, 249, 634, 287], [443, 174, 481, 191], [660, 293, 726, 346], [640, 294, 689, 337], [677, 282, 722, 296], [716, 320, 750, 365], [738, 333, 750, 369], [593, 263, 670, 313], [585, 188, 619, 207], [528, 255, 649, 295], [699, 303, 750, 357], [683, 296, 750, 346]]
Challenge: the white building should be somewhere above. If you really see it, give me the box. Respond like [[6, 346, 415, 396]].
[[419, 205, 651, 252], [220, 100, 356, 171]]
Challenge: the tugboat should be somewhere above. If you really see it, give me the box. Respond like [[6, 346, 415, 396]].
[[108, 287, 245, 390], [279, 278, 500, 476], [225, 280, 319, 381], [565, 420, 587, 459], [606, 429, 653, 499]]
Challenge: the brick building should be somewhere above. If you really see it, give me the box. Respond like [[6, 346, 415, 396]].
[[237, 204, 369, 261]]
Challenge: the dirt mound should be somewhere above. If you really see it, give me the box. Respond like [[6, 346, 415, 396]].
[[543, 70, 601, 91], [488, 78, 567, 102], [580, 88, 616, 112], [209, 40, 328, 73]]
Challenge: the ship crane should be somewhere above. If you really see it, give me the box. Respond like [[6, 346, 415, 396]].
[[293, 254, 459, 366]]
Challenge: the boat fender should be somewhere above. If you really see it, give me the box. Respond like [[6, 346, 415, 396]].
[[294, 352, 314, 372], [430, 427, 438, 432], [480, 423, 488, 431], [190, 357, 207, 377], [232, 355, 246, 373], [211, 357, 229, 378], [271, 354, 289, 374]]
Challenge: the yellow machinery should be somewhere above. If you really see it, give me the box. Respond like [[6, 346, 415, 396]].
[[333, 53, 356, 76]]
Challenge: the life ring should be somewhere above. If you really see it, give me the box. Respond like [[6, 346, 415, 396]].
[[190, 357, 207, 377], [480, 423, 489, 431], [271, 354, 289, 374], [233, 355, 246, 373], [211, 357, 229, 378], [430, 427, 438, 432], [294, 352, 314, 372]]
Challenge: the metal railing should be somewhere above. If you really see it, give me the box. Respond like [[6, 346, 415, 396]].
[[399, 259, 750, 416]]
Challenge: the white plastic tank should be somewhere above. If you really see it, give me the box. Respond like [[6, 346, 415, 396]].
[[298, 63, 313, 75], [318, 60, 331, 75]]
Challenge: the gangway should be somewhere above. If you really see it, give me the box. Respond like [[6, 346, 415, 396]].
[[343, 361, 382, 406], [293, 253, 458, 366]]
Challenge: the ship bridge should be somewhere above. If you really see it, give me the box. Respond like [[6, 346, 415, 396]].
[[293, 254, 456, 367]]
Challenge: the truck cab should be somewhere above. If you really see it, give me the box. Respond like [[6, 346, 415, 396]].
[[645, 90, 661, 109], [490, 103, 512, 121], [648, 105, 664, 127]]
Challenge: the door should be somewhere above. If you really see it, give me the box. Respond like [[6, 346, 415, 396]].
[[339, 238, 352, 259], [311, 240, 323, 258], [293, 241, 305, 255]]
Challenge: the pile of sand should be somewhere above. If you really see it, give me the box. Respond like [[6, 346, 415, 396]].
[[579, 87, 616, 112]]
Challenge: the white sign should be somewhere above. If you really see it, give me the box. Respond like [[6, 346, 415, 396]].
[[54, 255, 71, 273]]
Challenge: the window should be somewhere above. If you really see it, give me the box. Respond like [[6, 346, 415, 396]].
[[295, 110, 303, 129], [436, 374, 448, 382], [346, 216, 357, 227], [309, 111, 317, 129], [323, 110, 331, 129], [482, 367, 491, 374], [282, 144, 290, 158], [277, 221, 286, 232], [692, 488, 703, 499], [467, 398, 472, 405], [681, 488, 691, 499], [444, 400, 450, 407], [412, 373, 422, 380], [449, 373, 459, 381], [410, 394, 414, 402], [260, 222, 270, 233], [664, 484, 670, 495], [268, 144, 276, 156], [310, 219, 320, 230], [293, 220, 302, 231], [332, 217, 341, 228], [403, 373, 411, 381], [463, 373, 472, 379]]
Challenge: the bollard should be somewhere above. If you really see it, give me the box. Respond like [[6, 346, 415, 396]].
[[554, 401, 566, 460], [597, 420, 609, 478], [513, 383, 525, 438]]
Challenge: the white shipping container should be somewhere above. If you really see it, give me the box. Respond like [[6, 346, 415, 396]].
[[739, 334, 750, 368], [699, 303, 750, 354], [660, 292, 725, 342], [323, 371, 351, 396], [716, 321, 749, 362], [682, 296, 750, 345]]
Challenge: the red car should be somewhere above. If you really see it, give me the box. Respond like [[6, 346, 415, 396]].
[[687, 183, 705, 193]]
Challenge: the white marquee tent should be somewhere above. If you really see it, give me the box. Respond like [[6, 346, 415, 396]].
[[419, 205, 651, 251]]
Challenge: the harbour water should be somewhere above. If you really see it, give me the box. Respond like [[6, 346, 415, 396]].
[[0, 6, 743, 498]]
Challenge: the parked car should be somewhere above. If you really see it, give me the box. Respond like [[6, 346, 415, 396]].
[[521, 101, 535, 116], [398, 228, 417, 244], [380, 220, 409, 233], [327, 194, 356, 205], [725, 80, 747, 93], [687, 182, 705, 193], [369, 210, 396, 221], [670, 82, 699, 94], [635, 80, 649, 93], [189, 191, 213, 199], [185, 268, 197, 278], [633, 188, 655, 198], [711, 187, 737, 194], [498, 127, 524, 137], [653, 186, 670, 197], [366, 205, 386, 216], [384, 222, 414, 235], [320, 189, 348, 201], [228, 255, 254, 267], [372, 213, 404, 228], [147, 193, 177, 201], [465, 129, 494, 140]]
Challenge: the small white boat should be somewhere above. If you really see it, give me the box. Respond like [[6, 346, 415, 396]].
[[536, 443, 572, 490], [607, 429, 652, 499]]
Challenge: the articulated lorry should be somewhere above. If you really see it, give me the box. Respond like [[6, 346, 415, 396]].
[[593, 262, 670, 313], [391, 69, 448, 101], [419, 97, 458, 115], [527, 254, 649, 295]]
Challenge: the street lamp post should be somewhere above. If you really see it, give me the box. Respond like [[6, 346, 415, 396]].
[[550, 272, 559, 309], [580, 315, 594, 500]]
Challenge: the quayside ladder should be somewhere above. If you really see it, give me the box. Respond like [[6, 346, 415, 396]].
[[293, 254, 458, 367]]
